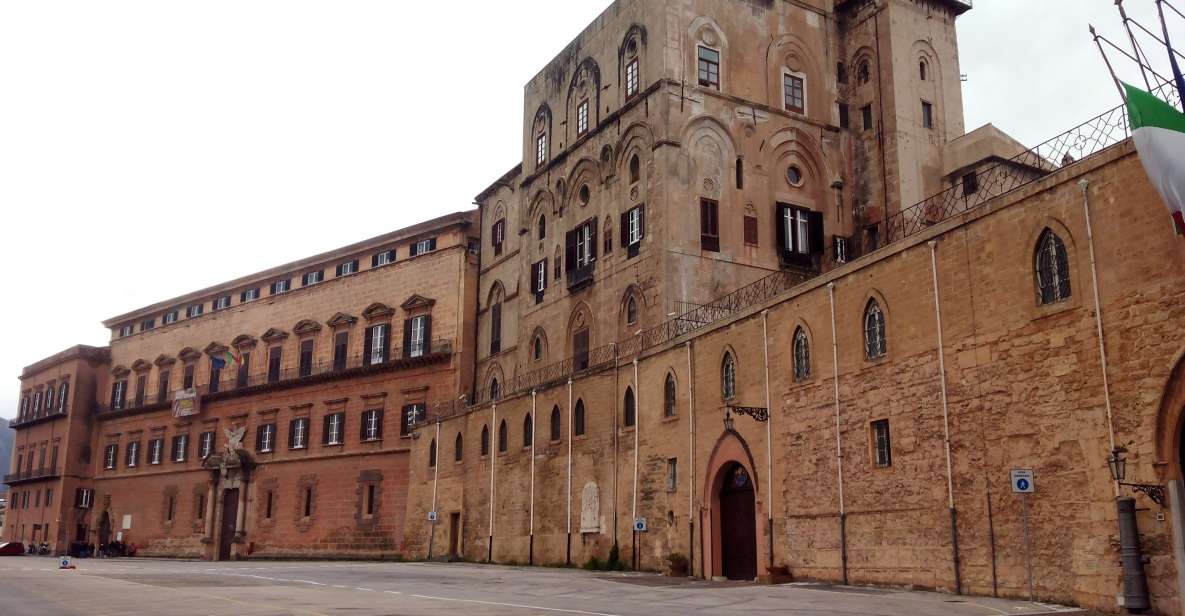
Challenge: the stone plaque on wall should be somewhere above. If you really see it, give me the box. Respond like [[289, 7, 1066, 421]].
[[580, 481, 600, 534]]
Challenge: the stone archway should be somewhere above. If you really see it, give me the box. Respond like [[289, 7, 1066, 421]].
[[701, 430, 763, 581], [202, 434, 255, 561]]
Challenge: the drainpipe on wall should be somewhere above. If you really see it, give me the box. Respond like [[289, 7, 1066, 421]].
[[928, 240, 961, 594], [632, 359, 640, 571], [686, 341, 696, 578], [762, 310, 775, 575], [566, 379, 574, 566], [530, 391, 537, 566], [428, 420, 441, 560], [827, 282, 848, 585], [488, 402, 497, 564]]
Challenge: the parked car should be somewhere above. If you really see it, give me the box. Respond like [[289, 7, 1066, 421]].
[[0, 542, 25, 556]]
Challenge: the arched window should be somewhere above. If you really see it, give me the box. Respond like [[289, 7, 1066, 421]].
[[428, 438, 437, 468], [498, 420, 508, 453], [663, 374, 676, 417], [626, 296, 638, 325], [623, 387, 636, 427], [857, 60, 870, 84], [793, 327, 810, 380], [454, 432, 463, 462], [523, 414, 533, 448], [481, 425, 490, 456], [489, 377, 500, 402], [864, 300, 887, 359], [533, 336, 544, 362], [735, 157, 744, 189], [919, 59, 928, 81], [721, 352, 736, 400], [1035, 229, 1072, 305], [538, 214, 546, 240], [574, 399, 586, 436], [629, 154, 641, 184], [550, 405, 562, 441]]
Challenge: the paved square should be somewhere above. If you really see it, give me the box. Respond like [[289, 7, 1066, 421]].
[[0, 557, 1085, 615]]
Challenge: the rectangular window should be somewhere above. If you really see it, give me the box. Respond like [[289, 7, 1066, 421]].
[[407, 315, 429, 358], [400, 404, 425, 436], [303, 487, 313, 518], [186, 303, 204, 318], [265, 491, 274, 519], [697, 46, 720, 89], [364, 324, 389, 366], [576, 99, 590, 136], [236, 353, 250, 388], [839, 103, 850, 129], [164, 310, 179, 325], [837, 62, 848, 84], [627, 206, 644, 246], [490, 303, 502, 354], [783, 73, 805, 114], [200, 431, 215, 459], [666, 458, 678, 492], [301, 270, 323, 286], [213, 296, 231, 311], [336, 259, 359, 277], [171, 434, 188, 462], [536, 133, 548, 167], [323, 412, 345, 446], [962, 171, 979, 196], [110, 380, 127, 410], [862, 104, 873, 130], [34, 390, 43, 414], [140, 318, 156, 331], [290, 417, 309, 449], [76, 488, 93, 509], [240, 288, 260, 302], [269, 279, 291, 295], [167, 496, 175, 522], [298, 339, 314, 378], [832, 235, 850, 264], [126, 441, 139, 467], [267, 346, 282, 383], [366, 484, 376, 516], [58, 381, 69, 412], [149, 439, 163, 465], [533, 260, 548, 301], [744, 215, 759, 246], [922, 101, 933, 129], [208, 359, 221, 394], [410, 238, 436, 256], [134, 375, 147, 406], [373, 249, 395, 267], [256, 423, 276, 453], [103, 444, 117, 470], [361, 409, 383, 441], [492, 219, 505, 256], [333, 332, 349, 371], [45, 489, 52, 507], [119, 324, 133, 337], [700, 198, 720, 252], [777, 204, 824, 265], [871, 419, 892, 467], [626, 58, 639, 98]]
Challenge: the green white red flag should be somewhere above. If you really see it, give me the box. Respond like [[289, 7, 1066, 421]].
[[1125, 82, 1185, 235]]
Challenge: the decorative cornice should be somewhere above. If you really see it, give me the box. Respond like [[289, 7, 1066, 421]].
[[326, 312, 358, 328], [293, 319, 322, 336], [400, 294, 436, 311], [362, 303, 395, 321], [203, 342, 229, 357], [232, 334, 258, 350], [131, 359, 153, 373], [261, 328, 289, 344], [178, 347, 202, 363], [111, 365, 131, 378], [154, 354, 177, 367]]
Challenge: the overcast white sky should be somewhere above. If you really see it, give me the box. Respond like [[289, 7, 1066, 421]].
[[0, 1, 1180, 420]]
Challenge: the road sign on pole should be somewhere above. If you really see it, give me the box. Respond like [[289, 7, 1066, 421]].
[[1010, 469, 1035, 493]]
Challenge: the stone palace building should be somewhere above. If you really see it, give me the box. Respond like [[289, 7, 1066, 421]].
[[8, 1, 1185, 614]]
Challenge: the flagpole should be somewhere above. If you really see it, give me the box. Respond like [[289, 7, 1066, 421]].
[[1093, 25, 1131, 104], [1158, 0, 1185, 111], [1117, 0, 1155, 91]]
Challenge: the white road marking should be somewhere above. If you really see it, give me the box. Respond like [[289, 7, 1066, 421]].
[[353, 587, 373, 591], [407, 593, 623, 616], [384, 590, 402, 595]]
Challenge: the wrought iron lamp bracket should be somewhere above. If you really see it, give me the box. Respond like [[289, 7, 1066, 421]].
[[1121, 482, 1166, 506], [726, 406, 769, 422]]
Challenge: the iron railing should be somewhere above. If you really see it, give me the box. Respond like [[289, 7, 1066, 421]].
[[10, 409, 68, 428], [566, 261, 596, 289], [4, 466, 60, 485], [96, 339, 453, 414]]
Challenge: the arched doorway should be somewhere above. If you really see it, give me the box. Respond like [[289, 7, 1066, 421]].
[[717, 462, 757, 580]]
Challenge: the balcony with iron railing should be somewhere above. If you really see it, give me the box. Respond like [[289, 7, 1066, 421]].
[[96, 338, 453, 415], [10, 408, 69, 429], [566, 260, 596, 290], [4, 466, 61, 485]]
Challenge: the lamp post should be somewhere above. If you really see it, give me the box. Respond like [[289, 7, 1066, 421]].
[[1107, 446, 1152, 612], [1108, 447, 1166, 506]]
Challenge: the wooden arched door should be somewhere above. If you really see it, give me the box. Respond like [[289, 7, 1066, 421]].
[[718, 462, 757, 580]]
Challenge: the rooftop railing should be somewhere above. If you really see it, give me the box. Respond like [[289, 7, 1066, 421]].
[[4, 466, 60, 485], [10, 408, 68, 428]]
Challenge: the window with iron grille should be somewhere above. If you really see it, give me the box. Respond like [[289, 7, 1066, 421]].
[[576, 100, 590, 136], [626, 58, 640, 98], [864, 300, 887, 359], [1035, 229, 1072, 305], [783, 73, 805, 114], [323, 412, 345, 445], [793, 327, 811, 380], [697, 46, 720, 89], [871, 419, 892, 467], [721, 353, 736, 400], [256, 423, 276, 453], [362, 409, 383, 441]]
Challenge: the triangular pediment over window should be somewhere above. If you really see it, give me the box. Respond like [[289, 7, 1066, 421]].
[[261, 328, 289, 344], [400, 294, 436, 311], [293, 319, 322, 336], [111, 365, 131, 378], [231, 335, 258, 350], [178, 347, 202, 362], [362, 303, 395, 321], [203, 342, 229, 356], [131, 359, 153, 373], [326, 312, 358, 328], [154, 354, 176, 367]]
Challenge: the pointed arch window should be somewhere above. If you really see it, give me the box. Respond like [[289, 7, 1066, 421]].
[[551, 406, 562, 441], [857, 60, 870, 84], [481, 425, 490, 457], [428, 439, 437, 468], [523, 414, 533, 448], [629, 154, 641, 184], [721, 352, 736, 400], [623, 387, 636, 427], [498, 419, 508, 453], [663, 374, 676, 417], [574, 399, 586, 436], [864, 300, 887, 359], [626, 296, 638, 325], [1036, 229, 1072, 305], [793, 327, 811, 380], [538, 214, 547, 240], [919, 59, 928, 81], [455, 433, 464, 462], [489, 377, 501, 402]]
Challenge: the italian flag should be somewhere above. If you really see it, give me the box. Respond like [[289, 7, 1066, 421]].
[[1126, 83, 1185, 235]]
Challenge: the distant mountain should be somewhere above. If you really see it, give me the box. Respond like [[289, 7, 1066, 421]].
[[0, 417, 11, 486]]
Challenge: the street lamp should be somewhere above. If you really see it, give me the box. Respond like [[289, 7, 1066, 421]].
[[1107, 446, 1165, 506], [723, 409, 735, 432], [1107, 447, 1126, 483]]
